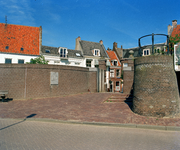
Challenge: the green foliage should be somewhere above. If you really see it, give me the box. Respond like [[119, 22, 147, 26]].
[[27, 55, 49, 64], [120, 71, 123, 79], [169, 33, 180, 53]]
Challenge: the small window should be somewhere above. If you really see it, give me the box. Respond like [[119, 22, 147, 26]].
[[86, 60, 91, 67], [94, 49, 100, 56], [123, 63, 128, 67], [45, 49, 50, 53], [75, 62, 80, 65], [76, 53, 81, 56], [111, 60, 118, 66], [5, 46, 9, 50], [116, 81, 119, 86], [5, 58, 12, 64], [60, 48, 67, 57], [143, 49, 150, 56], [110, 69, 114, 77], [116, 69, 120, 77], [21, 48, 24, 51], [18, 59, 24, 64]]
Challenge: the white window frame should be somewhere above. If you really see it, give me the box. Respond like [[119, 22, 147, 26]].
[[111, 60, 118, 66], [143, 49, 150, 56], [59, 47, 68, 58], [110, 69, 114, 77], [94, 49, 100, 56]]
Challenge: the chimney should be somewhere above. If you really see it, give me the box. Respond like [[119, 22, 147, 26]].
[[99, 40, 103, 45], [107, 47, 111, 51], [75, 36, 81, 50], [168, 24, 172, 35], [113, 42, 117, 51], [172, 20, 177, 28]]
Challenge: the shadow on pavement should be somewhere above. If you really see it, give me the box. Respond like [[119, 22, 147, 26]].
[[0, 114, 36, 131]]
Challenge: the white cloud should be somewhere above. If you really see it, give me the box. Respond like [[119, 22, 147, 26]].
[[0, 0, 35, 26]]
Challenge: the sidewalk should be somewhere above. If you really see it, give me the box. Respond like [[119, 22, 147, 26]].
[[0, 93, 180, 129]]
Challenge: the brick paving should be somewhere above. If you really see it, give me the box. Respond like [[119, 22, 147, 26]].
[[0, 93, 180, 127]]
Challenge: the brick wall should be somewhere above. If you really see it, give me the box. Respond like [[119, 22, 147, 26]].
[[0, 64, 97, 100], [0, 23, 41, 55], [121, 59, 134, 94], [133, 55, 179, 117]]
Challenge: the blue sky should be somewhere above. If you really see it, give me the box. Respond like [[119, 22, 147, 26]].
[[0, 0, 180, 49]]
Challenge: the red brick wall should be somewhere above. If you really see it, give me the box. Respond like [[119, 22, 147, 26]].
[[121, 59, 134, 94], [0, 64, 97, 100], [0, 23, 41, 55]]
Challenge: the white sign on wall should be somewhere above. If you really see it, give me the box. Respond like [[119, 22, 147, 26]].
[[50, 72, 59, 85]]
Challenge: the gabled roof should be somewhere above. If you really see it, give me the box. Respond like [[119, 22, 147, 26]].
[[171, 25, 180, 37], [79, 40, 108, 58], [106, 50, 121, 66], [41, 45, 83, 58], [0, 23, 41, 55]]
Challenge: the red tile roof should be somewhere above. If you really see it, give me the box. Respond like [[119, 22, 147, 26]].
[[171, 25, 180, 37], [106, 50, 121, 66], [0, 23, 41, 55]]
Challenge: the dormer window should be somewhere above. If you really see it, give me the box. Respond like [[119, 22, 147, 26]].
[[143, 49, 150, 56], [45, 49, 50, 53], [93, 49, 100, 56], [59, 47, 68, 58], [111, 60, 118, 66]]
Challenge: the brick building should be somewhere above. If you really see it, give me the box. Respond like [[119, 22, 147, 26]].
[[0, 23, 42, 64], [75, 36, 110, 92], [106, 48, 122, 92]]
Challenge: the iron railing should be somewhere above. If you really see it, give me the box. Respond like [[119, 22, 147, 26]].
[[138, 33, 170, 57]]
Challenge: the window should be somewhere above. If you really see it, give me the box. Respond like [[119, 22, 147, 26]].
[[76, 53, 80, 56], [123, 63, 128, 67], [5, 46, 9, 50], [94, 49, 100, 56], [116, 81, 119, 86], [111, 60, 118, 66], [86, 60, 91, 67], [60, 48, 67, 57], [18, 59, 24, 64], [143, 49, 150, 56], [116, 69, 120, 77], [110, 69, 114, 77], [5, 58, 12, 64], [75, 62, 80, 65], [45, 49, 50, 53]]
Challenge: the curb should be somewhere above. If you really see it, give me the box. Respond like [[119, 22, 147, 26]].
[[1, 118, 180, 131]]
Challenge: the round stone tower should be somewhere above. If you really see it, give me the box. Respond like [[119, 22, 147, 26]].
[[133, 55, 179, 117]]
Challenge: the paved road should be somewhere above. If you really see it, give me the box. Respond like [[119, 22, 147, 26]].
[[0, 118, 180, 150]]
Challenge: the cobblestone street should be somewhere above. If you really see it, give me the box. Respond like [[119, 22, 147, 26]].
[[0, 93, 180, 127]]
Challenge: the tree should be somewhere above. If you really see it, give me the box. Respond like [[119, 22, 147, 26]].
[[169, 33, 180, 54], [27, 55, 49, 64]]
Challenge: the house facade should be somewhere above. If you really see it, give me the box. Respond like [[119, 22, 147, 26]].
[[0, 23, 42, 64], [41, 45, 85, 67], [75, 36, 110, 92], [106, 48, 122, 92]]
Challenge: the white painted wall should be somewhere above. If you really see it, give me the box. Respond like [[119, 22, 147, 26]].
[[0, 53, 38, 64], [44, 55, 86, 67]]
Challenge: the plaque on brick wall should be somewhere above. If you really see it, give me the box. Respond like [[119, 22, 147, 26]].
[[50, 72, 58, 85]]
